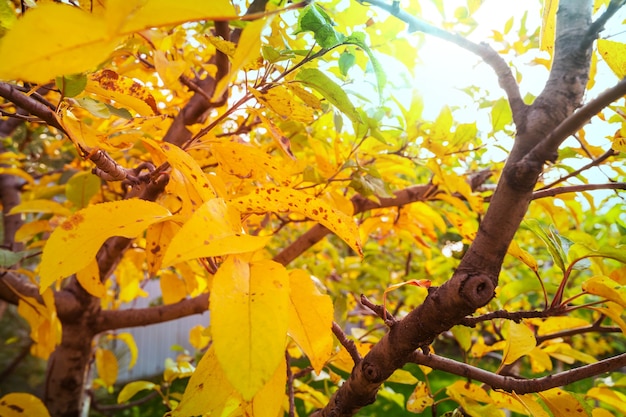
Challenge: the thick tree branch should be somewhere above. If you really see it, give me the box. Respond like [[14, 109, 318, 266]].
[[96, 293, 209, 332], [0, 82, 65, 133], [532, 182, 626, 199], [358, 0, 527, 126], [523, 77, 626, 164], [409, 351, 626, 394]]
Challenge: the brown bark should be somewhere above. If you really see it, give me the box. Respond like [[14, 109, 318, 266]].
[[312, 1, 603, 415]]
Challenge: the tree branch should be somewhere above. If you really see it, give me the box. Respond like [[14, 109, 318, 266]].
[[357, 0, 527, 126], [95, 293, 209, 332], [538, 148, 619, 190], [409, 351, 626, 394], [532, 182, 626, 200], [0, 82, 65, 133], [524, 77, 626, 164], [583, 0, 626, 49]]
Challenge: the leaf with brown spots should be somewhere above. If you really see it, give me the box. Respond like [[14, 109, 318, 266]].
[[39, 200, 171, 290], [230, 187, 362, 256], [0, 392, 51, 417], [86, 69, 159, 116]]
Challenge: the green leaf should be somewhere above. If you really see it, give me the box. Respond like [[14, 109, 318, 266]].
[[338, 50, 356, 77], [55, 74, 87, 98], [296, 68, 362, 125], [295, 4, 345, 48], [65, 171, 100, 209], [75, 97, 111, 118], [490, 97, 513, 131], [345, 32, 387, 100], [523, 219, 566, 272]]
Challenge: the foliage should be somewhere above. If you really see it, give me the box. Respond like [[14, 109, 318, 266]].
[[0, 0, 625, 416]]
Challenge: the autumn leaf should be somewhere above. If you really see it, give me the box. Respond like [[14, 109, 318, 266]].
[[76, 259, 106, 298], [538, 388, 589, 417], [0, 393, 51, 417], [210, 256, 289, 400], [582, 276, 626, 308], [230, 187, 362, 256], [597, 39, 626, 79], [407, 381, 433, 413], [118, 381, 156, 404], [172, 346, 240, 417], [39, 200, 171, 290], [288, 269, 334, 372], [95, 348, 119, 389], [162, 198, 271, 268], [501, 320, 536, 367]]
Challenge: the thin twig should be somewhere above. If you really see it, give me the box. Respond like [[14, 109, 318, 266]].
[[538, 149, 619, 190], [533, 182, 626, 199], [409, 351, 626, 394], [286, 352, 296, 417], [583, 0, 626, 49], [331, 321, 361, 365], [460, 309, 554, 327]]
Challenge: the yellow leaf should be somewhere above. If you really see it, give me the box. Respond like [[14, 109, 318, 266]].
[[583, 276, 626, 307], [330, 341, 372, 373], [592, 409, 616, 417], [85, 69, 158, 116], [231, 187, 362, 256], [251, 85, 315, 123], [210, 256, 289, 400], [160, 271, 187, 304], [538, 388, 589, 417], [39, 200, 171, 290], [287, 270, 333, 373], [145, 220, 179, 276], [248, 356, 287, 417], [501, 320, 536, 366], [143, 139, 217, 206], [592, 302, 626, 334], [586, 387, 626, 415], [540, 0, 558, 67], [0, 167, 34, 184], [507, 240, 538, 271], [189, 325, 210, 350], [0, 1, 237, 83], [511, 393, 551, 417], [96, 347, 119, 388], [0, 393, 51, 417], [387, 369, 419, 385], [15, 220, 51, 243], [116, 0, 236, 35], [113, 332, 139, 370], [9, 199, 71, 217], [407, 381, 433, 413], [154, 50, 188, 87], [489, 391, 532, 415], [536, 317, 589, 336], [118, 380, 156, 404], [210, 140, 291, 185], [173, 346, 241, 417], [76, 258, 106, 298], [162, 198, 271, 267], [598, 39, 626, 79], [0, 4, 119, 83], [214, 18, 267, 99], [17, 289, 61, 359]]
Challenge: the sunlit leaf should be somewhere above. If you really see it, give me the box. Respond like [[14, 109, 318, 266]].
[[230, 187, 362, 256], [598, 39, 626, 79], [295, 4, 345, 48], [586, 387, 626, 415], [160, 271, 187, 304], [582, 276, 626, 307], [118, 380, 156, 404], [210, 256, 289, 399], [172, 346, 241, 417], [540, 0, 558, 67], [113, 332, 139, 370], [9, 199, 72, 217], [407, 381, 433, 413], [162, 198, 271, 268], [501, 320, 536, 366], [538, 388, 589, 417], [39, 200, 171, 290], [296, 68, 362, 125], [76, 259, 106, 298], [56, 73, 87, 98], [288, 269, 333, 373], [95, 347, 118, 389], [247, 357, 286, 417], [0, 393, 51, 417], [189, 325, 210, 351], [85, 69, 158, 116]]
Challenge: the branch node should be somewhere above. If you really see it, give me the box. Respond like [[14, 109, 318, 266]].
[[360, 294, 396, 326]]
